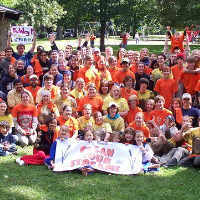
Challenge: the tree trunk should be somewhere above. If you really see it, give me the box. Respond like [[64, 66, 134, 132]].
[[100, 20, 106, 52], [57, 25, 63, 40], [74, 21, 79, 38]]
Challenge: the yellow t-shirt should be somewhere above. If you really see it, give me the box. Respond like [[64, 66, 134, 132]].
[[92, 122, 112, 141], [151, 68, 173, 86], [77, 116, 95, 133], [54, 96, 77, 114], [103, 115, 124, 133], [102, 96, 129, 112], [0, 114, 14, 127]]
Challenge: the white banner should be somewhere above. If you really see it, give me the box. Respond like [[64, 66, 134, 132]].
[[54, 139, 143, 175], [11, 26, 34, 44]]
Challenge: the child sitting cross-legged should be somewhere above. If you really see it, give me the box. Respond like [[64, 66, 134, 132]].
[[0, 120, 17, 156]]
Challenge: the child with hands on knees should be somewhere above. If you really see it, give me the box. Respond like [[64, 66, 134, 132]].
[[0, 121, 17, 156], [45, 125, 69, 169]]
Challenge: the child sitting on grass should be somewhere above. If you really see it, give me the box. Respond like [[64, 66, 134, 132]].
[[133, 130, 160, 173], [44, 125, 70, 169], [0, 121, 17, 156], [80, 129, 96, 177]]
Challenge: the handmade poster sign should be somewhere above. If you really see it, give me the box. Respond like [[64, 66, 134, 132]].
[[11, 26, 34, 44], [54, 139, 143, 174]]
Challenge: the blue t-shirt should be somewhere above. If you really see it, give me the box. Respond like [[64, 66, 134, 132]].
[[13, 51, 33, 69]]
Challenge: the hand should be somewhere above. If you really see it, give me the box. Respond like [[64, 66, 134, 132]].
[[21, 130, 27, 135], [33, 31, 36, 37], [14, 73, 18, 79], [3, 146, 9, 151], [85, 34, 90, 42], [157, 117, 162, 126], [167, 26, 170, 31], [8, 30, 12, 37], [49, 34, 56, 45], [140, 146, 146, 153], [59, 137, 65, 141], [78, 37, 82, 46], [51, 163, 55, 169]]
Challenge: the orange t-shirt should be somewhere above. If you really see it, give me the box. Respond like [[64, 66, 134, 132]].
[[78, 66, 100, 90], [113, 70, 135, 84], [149, 108, 172, 126], [171, 64, 184, 83], [12, 104, 37, 118], [130, 64, 150, 75], [195, 80, 200, 92], [56, 115, 78, 138], [108, 67, 119, 81], [77, 95, 104, 113], [128, 121, 150, 138], [170, 33, 185, 53], [11, 57, 16, 65], [116, 60, 121, 69], [154, 78, 178, 108], [25, 86, 41, 105], [125, 106, 142, 125], [179, 72, 199, 96], [143, 111, 151, 122], [121, 88, 139, 103]]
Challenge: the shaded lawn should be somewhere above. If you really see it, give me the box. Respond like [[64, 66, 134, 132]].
[[1, 145, 200, 200], [10, 38, 200, 56]]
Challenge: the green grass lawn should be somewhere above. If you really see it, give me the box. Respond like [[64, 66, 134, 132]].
[[1, 145, 200, 200], [10, 37, 200, 56]]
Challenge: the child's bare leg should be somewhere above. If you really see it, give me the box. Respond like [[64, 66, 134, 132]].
[[81, 168, 87, 177], [148, 164, 160, 169], [86, 168, 94, 173]]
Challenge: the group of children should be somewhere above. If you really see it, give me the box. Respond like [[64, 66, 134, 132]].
[[0, 26, 200, 175]]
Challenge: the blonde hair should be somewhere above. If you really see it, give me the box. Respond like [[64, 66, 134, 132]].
[[110, 85, 122, 98]]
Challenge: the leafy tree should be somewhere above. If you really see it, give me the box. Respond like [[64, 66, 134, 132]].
[[13, 0, 66, 30], [155, 0, 200, 29]]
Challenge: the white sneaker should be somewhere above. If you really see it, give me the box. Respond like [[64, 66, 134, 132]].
[[19, 160, 25, 166], [16, 158, 21, 163]]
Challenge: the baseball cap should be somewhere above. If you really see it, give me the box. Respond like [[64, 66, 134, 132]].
[[182, 93, 191, 100], [92, 47, 100, 53], [177, 52, 186, 60], [166, 115, 175, 122], [121, 57, 129, 63], [108, 102, 118, 108], [29, 74, 38, 80]]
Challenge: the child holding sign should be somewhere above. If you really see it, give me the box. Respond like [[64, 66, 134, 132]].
[[80, 129, 96, 177], [44, 125, 69, 169], [134, 130, 159, 173]]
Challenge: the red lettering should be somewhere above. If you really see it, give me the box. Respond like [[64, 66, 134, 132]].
[[96, 154, 103, 162], [104, 165, 114, 171], [75, 159, 82, 165], [70, 160, 75, 167], [81, 159, 90, 166], [87, 146, 91, 151], [80, 146, 86, 152], [90, 161, 96, 166], [114, 166, 120, 172], [88, 153, 95, 160], [93, 146, 99, 153], [99, 148, 106, 156], [97, 163, 104, 169], [103, 157, 111, 164], [107, 149, 114, 157]]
